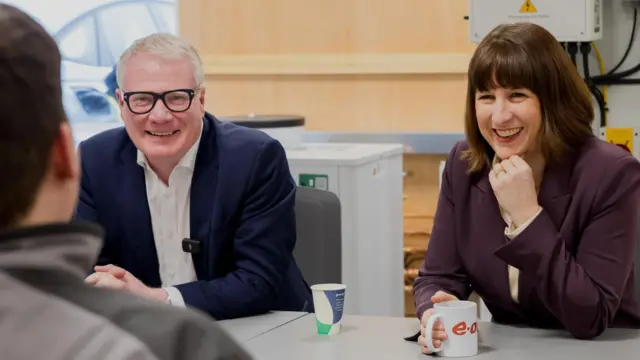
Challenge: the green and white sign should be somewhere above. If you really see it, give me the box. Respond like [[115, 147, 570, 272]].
[[299, 173, 329, 191]]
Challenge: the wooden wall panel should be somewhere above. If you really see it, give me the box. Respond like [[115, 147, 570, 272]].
[[180, 0, 475, 54], [203, 74, 467, 131], [402, 155, 446, 317], [403, 154, 447, 217], [181, 0, 473, 131]]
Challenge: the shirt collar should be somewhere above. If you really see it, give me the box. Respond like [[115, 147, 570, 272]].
[[137, 121, 203, 171]]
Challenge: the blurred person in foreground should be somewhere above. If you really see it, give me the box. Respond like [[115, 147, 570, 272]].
[[0, 4, 251, 359], [412, 22, 640, 353]]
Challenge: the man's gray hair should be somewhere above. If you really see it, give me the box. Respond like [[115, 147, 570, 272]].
[[116, 33, 204, 90]]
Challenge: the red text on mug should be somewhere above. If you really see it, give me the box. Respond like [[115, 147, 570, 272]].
[[451, 321, 477, 336]]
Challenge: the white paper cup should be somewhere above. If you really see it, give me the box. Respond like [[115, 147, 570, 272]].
[[425, 300, 478, 357], [311, 283, 346, 335]]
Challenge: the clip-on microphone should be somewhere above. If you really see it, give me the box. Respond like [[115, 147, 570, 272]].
[[182, 238, 202, 254]]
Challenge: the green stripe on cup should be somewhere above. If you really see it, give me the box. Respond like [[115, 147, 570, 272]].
[[316, 319, 333, 335]]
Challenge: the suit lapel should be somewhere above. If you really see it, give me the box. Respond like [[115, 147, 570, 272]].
[[118, 142, 161, 287], [537, 160, 573, 229], [517, 156, 574, 309], [190, 114, 219, 279], [472, 171, 523, 311]]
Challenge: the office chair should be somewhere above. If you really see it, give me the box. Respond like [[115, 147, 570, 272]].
[[293, 186, 342, 286]]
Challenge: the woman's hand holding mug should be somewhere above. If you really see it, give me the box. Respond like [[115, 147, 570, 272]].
[[418, 291, 458, 354]]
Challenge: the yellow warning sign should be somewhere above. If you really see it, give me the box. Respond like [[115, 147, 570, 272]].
[[605, 127, 634, 153], [519, 0, 537, 13]]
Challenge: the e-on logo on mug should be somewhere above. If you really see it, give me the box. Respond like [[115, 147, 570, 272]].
[[451, 321, 478, 336]]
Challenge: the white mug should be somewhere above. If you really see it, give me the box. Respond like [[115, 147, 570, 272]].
[[425, 300, 478, 357]]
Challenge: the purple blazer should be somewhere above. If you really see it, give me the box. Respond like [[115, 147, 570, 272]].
[[413, 136, 640, 339]]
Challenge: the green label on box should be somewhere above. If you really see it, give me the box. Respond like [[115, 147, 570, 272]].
[[299, 174, 328, 191]]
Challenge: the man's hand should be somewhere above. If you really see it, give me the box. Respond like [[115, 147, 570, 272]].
[[85, 272, 126, 290], [489, 155, 541, 227], [85, 264, 168, 302]]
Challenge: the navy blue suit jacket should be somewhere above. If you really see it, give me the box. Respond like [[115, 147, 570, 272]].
[[75, 113, 313, 319]]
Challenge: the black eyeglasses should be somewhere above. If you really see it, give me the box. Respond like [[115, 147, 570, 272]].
[[122, 89, 196, 115]]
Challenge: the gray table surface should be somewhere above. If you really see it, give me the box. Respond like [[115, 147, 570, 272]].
[[218, 311, 308, 342], [245, 314, 640, 359]]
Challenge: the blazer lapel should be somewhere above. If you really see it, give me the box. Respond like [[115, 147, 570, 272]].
[[516, 156, 573, 308], [471, 171, 523, 312], [118, 142, 161, 287], [190, 114, 219, 279], [537, 160, 573, 229]]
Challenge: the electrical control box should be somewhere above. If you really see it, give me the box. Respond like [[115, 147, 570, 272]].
[[469, 0, 603, 43]]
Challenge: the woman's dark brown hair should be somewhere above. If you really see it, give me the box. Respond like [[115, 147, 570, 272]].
[[462, 22, 595, 172]]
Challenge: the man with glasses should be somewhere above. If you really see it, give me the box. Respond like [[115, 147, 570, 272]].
[[0, 5, 252, 359], [76, 33, 313, 320]]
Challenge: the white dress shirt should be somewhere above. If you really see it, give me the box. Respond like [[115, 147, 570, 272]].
[[136, 129, 202, 307]]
